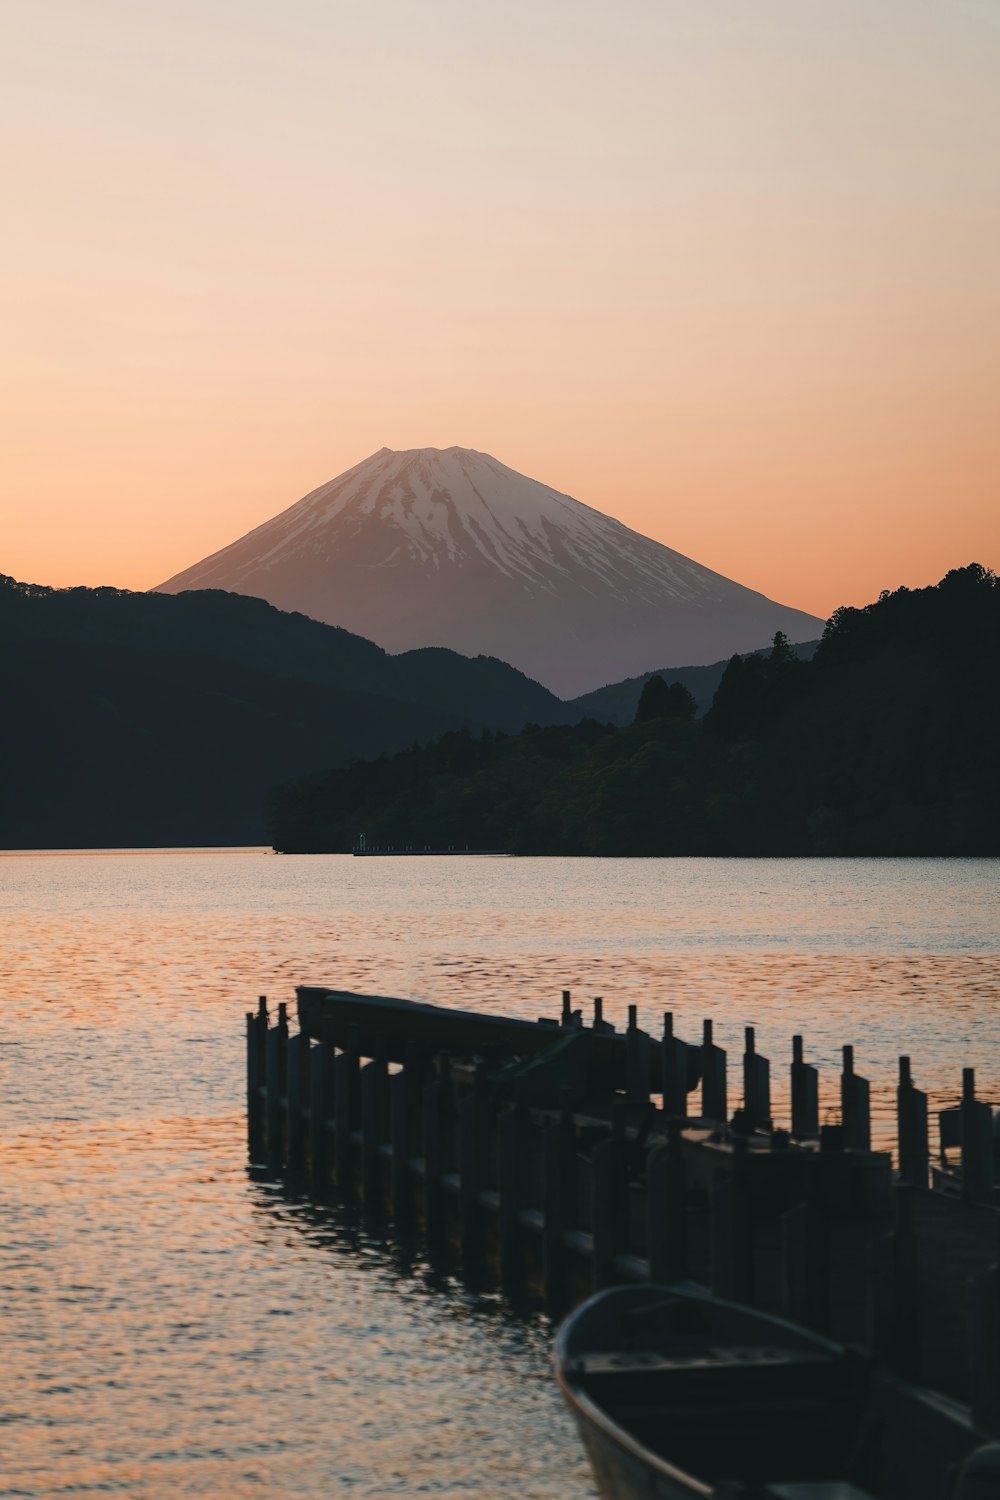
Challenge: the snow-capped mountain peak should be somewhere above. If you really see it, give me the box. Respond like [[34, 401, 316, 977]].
[[155, 446, 823, 697]]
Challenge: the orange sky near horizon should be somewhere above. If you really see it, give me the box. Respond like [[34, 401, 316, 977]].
[[2, 1, 998, 624]]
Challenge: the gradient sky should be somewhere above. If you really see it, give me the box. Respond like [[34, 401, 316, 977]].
[[2, 0, 998, 621]]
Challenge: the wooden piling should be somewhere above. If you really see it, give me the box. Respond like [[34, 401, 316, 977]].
[[390, 1061, 416, 1225], [333, 1026, 360, 1193], [710, 1138, 753, 1301], [592, 1099, 629, 1289], [265, 1003, 288, 1173], [309, 1038, 334, 1196], [361, 1056, 388, 1212], [246, 998, 266, 1159], [962, 1068, 994, 1206], [499, 1096, 528, 1294], [701, 1019, 728, 1124], [542, 1095, 578, 1310], [869, 1182, 921, 1380], [285, 1030, 307, 1175], [591, 1136, 618, 1290], [459, 1065, 489, 1274], [969, 1214, 1000, 1438], [626, 1005, 651, 1103], [841, 1045, 871, 1152], [660, 1012, 688, 1119], [647, 1121, 687, 1282], [422, 1058, 450, 1253], [897, 1056, 929, 1189], [790, 1034, 819, 1140], [780, 1179, 831, 1333], [592, 996, 614, 1035], [742, 1027, 771, 1132]]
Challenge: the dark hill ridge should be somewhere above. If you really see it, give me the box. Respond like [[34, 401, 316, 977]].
[[1, 569, 801, 849], [0, 575, 562, 733], [0, 636, 472, 848], [564, 639, 820, 723], [1, 571, 563, 848], [268, 565, 1000, 857]]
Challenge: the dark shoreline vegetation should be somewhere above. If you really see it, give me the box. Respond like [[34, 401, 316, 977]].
[[0, 564, 994, 852], [270, 566, 999, 857], [0, 568, 786, 848]]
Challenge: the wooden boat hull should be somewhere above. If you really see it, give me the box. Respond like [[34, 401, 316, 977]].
[[295, 986, 701, 1094], [555, 1283, 995, 1500]]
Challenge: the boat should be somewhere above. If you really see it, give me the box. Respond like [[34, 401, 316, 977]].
[[295, 986, 701, 1096], [554, 1282, 1000, 1500]]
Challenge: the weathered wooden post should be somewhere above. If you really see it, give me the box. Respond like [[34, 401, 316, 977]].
[[626, 1004, 651, 1103], [246, 995, 267, 1158], [459, 1064, 489, 1276], [423, 1055, 451, 1255], [742, 1027, 771, 1133], [361, 1055, 388, 1213], [592, 1098, 628, 1289], [897, 1056, 929, 1189], [710, 1138, 753, 1301], [962, 1068, 994, 1206], [790, 1035, 819, 1140], [701, 1019, 728, 1124], [334, 1025, 361, 1194], [660, 1012, 689, 1119], [561, 989, 572, 1026], [841, 1045, 871, 1152], [285, 1029, 307, 1175], [542, 1090, 577, 1311], [592, 996, 614, 1034], [390, 1048, 420, 1226], [869, 1182, 921, 1380], [647, 1120, 687, 1282], [969, 1213, 1000, 1438], [499, 1093, 529, 1294], [265, 1001, 289, 1173], [781, 1172, 831, 1333], [309, 1037, 335, 1196]]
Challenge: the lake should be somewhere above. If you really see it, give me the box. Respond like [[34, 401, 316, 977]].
[[1, 850, 997, 1497]]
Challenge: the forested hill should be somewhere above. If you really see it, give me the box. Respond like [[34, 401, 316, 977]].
[[0, 572, 563, 848], [0, 574, 563, 734], [269, 565, 1000, 856], [563, 638, 819, 723]]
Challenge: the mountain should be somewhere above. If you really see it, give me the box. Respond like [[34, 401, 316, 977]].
[[0, 637, 471, 848], [155, 446, 825, 697], [0, 572, 566, 848], [0, 574, 563, 734], [565, 639, 820, 724]]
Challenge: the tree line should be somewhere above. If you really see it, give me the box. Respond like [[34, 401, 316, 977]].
[[268, 565, 999, 856]]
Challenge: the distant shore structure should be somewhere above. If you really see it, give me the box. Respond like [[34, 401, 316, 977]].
[[353, 833, 507, 857]]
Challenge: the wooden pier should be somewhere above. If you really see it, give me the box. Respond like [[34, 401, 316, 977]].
[[246, 987, 999, 1432]]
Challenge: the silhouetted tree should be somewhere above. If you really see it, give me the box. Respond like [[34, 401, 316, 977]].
[[665, 681, 698, 720], [635, 675, 697, 723], [769, 631, 796, 669], [635, 675, 670, 722]]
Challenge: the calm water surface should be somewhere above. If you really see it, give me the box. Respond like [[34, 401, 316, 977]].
[[1, 851, 998, 1497]]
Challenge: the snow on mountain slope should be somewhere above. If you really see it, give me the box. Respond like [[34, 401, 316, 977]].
[[155, 446, 824, 697]]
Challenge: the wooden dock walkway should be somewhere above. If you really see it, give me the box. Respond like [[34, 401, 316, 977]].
[[245, 988, 999, 1434]]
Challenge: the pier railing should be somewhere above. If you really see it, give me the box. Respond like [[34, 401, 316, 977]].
[[245, 990, 1000, 1433]]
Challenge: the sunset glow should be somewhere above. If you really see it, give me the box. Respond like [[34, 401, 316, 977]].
[[2, 1, 998, 621]]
